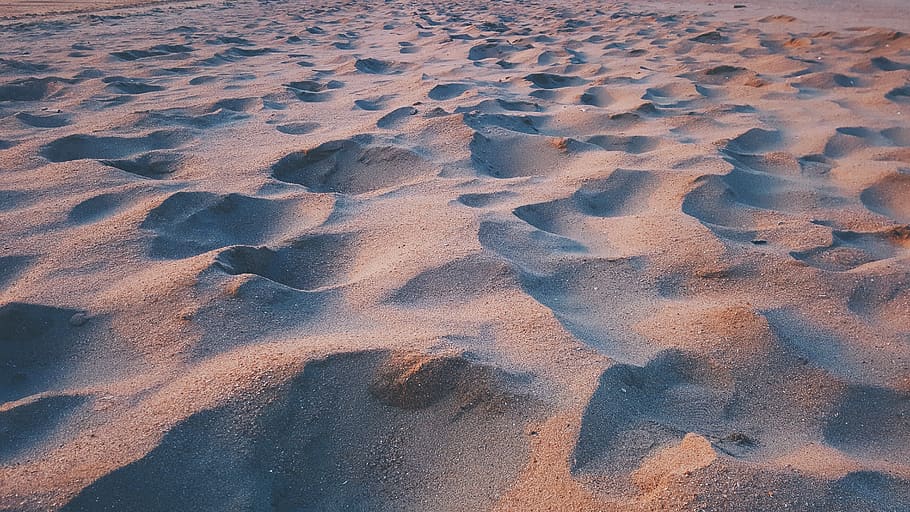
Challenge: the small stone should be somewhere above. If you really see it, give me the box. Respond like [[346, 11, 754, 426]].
[[69, 312, 89, 326]]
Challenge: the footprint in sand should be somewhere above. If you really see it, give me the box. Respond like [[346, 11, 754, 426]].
[[0, 77, 74, 102], [428, 83, 471, 101], [214, 233, 357, 291], [275, 122, 319, 135], [100, 151, 187, 179], [40, 131, 190, 162], [271, 136, 436, 194], [353, 58, 400, 74], [140, 192, 332, 259], [110, 44, 194, 61], [14, 111, 71, 128], [102, 77, 165, 95], [790, 227, 909, 271]]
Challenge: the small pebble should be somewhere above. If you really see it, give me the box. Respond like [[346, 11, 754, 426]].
[[69, 312, 89, 326]]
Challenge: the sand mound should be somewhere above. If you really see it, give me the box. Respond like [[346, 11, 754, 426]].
[[825, 384, 910, 461], [0, 394, 88, 464], [573, 350, 734, 483], [861, 173, 910, 223], [388, 253, 519, 306], [0, 303, 85, 403], [61, 350, 544, 512]]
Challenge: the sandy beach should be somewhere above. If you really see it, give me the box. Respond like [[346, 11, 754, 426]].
[[1, 0, 908, 510]]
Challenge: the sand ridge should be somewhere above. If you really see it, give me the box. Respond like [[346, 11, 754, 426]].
[[0, 0, 909, 510]]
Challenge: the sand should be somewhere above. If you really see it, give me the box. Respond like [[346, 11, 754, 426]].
[[0, 0, 908, 510]]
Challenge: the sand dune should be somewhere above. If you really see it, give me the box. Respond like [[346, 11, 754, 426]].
[[1, 0, 909, 510]]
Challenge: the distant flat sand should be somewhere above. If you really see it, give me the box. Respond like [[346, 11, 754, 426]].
[[650, 0, 910, 31], [1, 0, 909, 510], [0, 0, 197, 17]]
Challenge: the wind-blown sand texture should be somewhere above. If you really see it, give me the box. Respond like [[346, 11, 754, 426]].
[[1, 0, 909, 510]]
